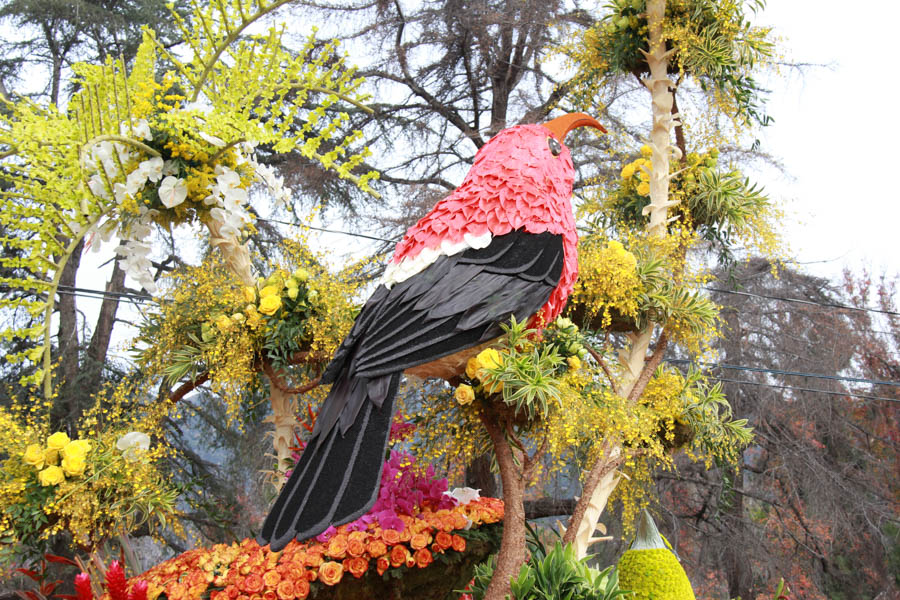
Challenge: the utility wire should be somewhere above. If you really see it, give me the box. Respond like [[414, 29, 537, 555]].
[[710, 376, 900, 404], [257, 217, 400, 244], [705, 287, 900, 317], [666, 359, 900, 388]]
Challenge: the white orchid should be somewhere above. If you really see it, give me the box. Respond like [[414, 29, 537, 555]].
[[444, 487, 481, 505], [158, 176, 188, 208], [138, 157, 165, 183], [197, 131, 226, 148], [116, 431, 151, 461]]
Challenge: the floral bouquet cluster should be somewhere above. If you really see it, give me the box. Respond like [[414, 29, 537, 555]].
[[83, 488, 502, 600], [0, 419, 179, 556]]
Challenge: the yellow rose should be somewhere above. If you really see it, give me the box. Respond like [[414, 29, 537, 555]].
[[215, 314, 233, 334], [465, 356, 480, 380], [46, 431, 70, 450], [640, 144, 652, 157], [475, 348, 502, 370], [61, 439, 91, 461], [38, 465, 65, 486], [258, 294, 282, 316], [620, 164, 636, 180], [44, 448, 59, 465], [245, 305, 262, 329], [292, 268, 310, 282], [259, 284, 280, 299], [243, 286, 257, 303], [287, 285, 299, 300], [23, 444, 44, 469], [567, 356, 582, 371], [61, 454, 87, 477], [454, 384, 475, 406], [636, 182, 650, 196]]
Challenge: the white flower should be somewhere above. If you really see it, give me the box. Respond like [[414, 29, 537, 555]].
[[126, 168, 148, 197], [444, 487, 481, 505], [139, 157, 164, 183], [197, 131, 225, 148], [87, 174, 110, 200], [162, 160, 179, 177], [134, 119, 152, 141], [216, 169, 241, 190], [116, 431, 151, 461], [158, 176, 188, 208]]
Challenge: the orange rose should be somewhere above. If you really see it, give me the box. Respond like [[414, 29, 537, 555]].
[[414, 548, 433, 569], [294, 579, 309, 600], [326, 535, 348, 559], [399, 528, 412, 543], [435, 531, 453, 550], [376, 556, 390, 576], [405, 554, 416, 568], [225, 585, 239, 599], [345, 556, 368, 579], [410, 532, 430, 550], [317, 562, 343, 587], [452, 512, 468, 529], [262, 570, 281, 589], [366, 539, 387, 558], [240, 574, 263, 594], [451, 535, 466, 552], [382, 528, 401, 545], [262, 590, 276, 600], [346, 538, 366, 557], [304, 551, 324, 569], [274, 581, 294, 600], [348, 530, 368, 544], [389, 545, 409, 568]]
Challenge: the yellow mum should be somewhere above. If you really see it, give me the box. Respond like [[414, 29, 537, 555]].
[[23, 444, 44, 469], [46, 431, 70, 450], [567, 356, 582, 371], [637, 182, 650, 196], [38, 465, 65, 486], [621, 163, 636, 180], [258, 294, 282, 316]]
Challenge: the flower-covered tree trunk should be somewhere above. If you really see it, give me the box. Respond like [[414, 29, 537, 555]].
[[564, 0, 677, 559]]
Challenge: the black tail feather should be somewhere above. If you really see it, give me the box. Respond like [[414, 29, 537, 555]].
[[258, 373, 399, 551]]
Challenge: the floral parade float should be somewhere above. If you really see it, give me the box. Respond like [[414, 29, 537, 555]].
[[1, 0, 789, 598]]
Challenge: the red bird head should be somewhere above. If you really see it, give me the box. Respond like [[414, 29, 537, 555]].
[[388, 113, 605, 323]]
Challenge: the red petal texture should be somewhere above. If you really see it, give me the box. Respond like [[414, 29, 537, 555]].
[[391, 124, 578, 325], [105, 561, 128, 600], [74, 573, 93, 600]]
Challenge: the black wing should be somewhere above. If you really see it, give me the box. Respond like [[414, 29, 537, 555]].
[[315, 228, 564, 438]]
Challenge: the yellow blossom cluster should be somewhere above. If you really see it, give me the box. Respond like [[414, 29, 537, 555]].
[[568, 238, 642, 330], [22, 431, 92, 484]]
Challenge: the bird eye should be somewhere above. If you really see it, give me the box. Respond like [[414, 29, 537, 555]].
[[547, 137, 562, 157]]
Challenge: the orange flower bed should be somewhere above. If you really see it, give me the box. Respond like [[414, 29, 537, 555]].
[[133, 497, 503, 600]]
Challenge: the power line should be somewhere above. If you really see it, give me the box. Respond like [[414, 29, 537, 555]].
[[710, 376, 900, 404], [666, 359, 900, 388], [705, 287, 900, 317], [257, 218, 400, 244]]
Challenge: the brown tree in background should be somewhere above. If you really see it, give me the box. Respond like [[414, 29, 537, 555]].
[[655, 258, 900, 599]]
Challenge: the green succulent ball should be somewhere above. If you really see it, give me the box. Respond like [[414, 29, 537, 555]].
[[618, 548, 696, 600]]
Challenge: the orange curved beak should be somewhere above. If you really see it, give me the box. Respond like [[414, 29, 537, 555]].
[[542, 113, 606, 141]]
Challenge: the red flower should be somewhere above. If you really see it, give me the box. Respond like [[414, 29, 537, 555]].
[[106, 561, 128, 600], [225, 585, 240, 599], [128, 580, 148, 600], [451, 535, 466, 552], [345, 556, 368, 578], [318, 561, 344, 586], [74, 573, 93, 600], [376, 556, 390, 576], [435, 531, 453, 550], [262, 590, 276, 600], [414, 548, 433, 569], [389, 545, 409, 568]]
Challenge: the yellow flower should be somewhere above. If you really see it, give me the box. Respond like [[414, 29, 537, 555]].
[[637, 182, 650, 196], [567, 356, 582, 371], [243, 286, 257, 303], [475, 348, 502, 370], [454, 384, 475, 406], [231, 313, 246, 324], [607, 240, 625, 253], [465, 356, 480, 380], [260, 284, 281, 299], [23, 444, 44, 469], [46, 431, 70, 450], [44, 448, 59, 465], [287, 285, 299, 300], [292, 268, 310, 282], [620, 164, 636, 180], [61, 454, 87, 477], [258, 294, 282, 316], [640, 144, 652, 157], [245, 305, 262, 329], [38, 465, 65, 486], [215, 314, 233, 334], [61, 439, 91, 461]]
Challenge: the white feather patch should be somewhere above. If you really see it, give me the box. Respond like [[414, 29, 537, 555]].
[[380, 231, 493, 288]]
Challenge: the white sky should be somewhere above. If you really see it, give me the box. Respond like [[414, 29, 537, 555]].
[[757, 1, 900, 282], [62, 0, 900, 345]]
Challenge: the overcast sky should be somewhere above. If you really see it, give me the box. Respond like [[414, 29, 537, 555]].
[[757, 2, 899, 283]]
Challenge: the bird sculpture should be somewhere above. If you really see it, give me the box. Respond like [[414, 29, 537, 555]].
[[258, 113, 605, 551]]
